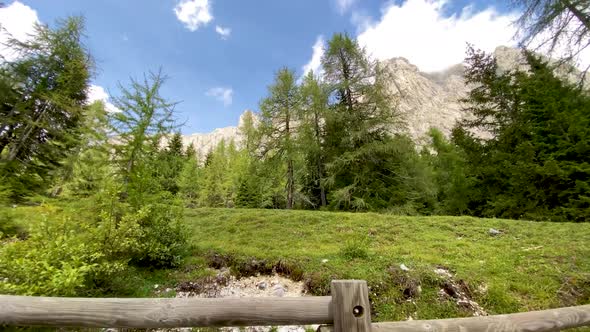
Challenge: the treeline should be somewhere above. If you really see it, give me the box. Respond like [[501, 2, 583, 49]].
[[1, 17, 589, 227], [168, 39, 590, 222]]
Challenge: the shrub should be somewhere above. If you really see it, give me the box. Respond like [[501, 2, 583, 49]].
[[132, 193, 189, 268], [0, 202, 143, 296]]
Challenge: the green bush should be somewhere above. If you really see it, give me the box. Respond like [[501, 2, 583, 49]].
[[0, 202, 142, 296], [132, 193, 189, 268]]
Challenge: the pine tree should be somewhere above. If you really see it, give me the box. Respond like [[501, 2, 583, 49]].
[[108, 69, 187, 266], [167, 132, 184, 156], [157, 132, 184, 194], [235, 110, 266, 208], [238, 110, 259, 157], [425, 128, 472, 215]]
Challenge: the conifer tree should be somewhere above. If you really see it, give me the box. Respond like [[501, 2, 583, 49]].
[[178, 153, 201, 207], [456, 46, 590, 221], [321, 33, 405, 210], [0, 16, 92, 197], [110, 69, 178, 200], [516, 0, 590, 74], [185, 142, 197, 160], [60, 101, 111, 197], [199, 140, 229, 207], [299, 71, 328, 207], [259, 68, 301, 209]]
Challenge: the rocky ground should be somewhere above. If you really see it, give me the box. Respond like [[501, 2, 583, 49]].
[[148, 269, 316, 332], [106, 263, 490, 332]]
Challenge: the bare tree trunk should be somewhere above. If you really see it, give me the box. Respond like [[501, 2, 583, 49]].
[[285, 104, 294, 209], [313, 110, 327, 207], [317, 156, 327, 207], [6, 103, 48, 162], [286, 158, 294, 209]]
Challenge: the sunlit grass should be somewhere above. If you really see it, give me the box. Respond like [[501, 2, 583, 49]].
[[184, 208, 590, 322]]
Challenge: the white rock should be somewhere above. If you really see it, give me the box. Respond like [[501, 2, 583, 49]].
[[434, 268, 453, 278], [489, 228, 502, 236], [400, 263, 410, 271], [273, 284, 286, 297]]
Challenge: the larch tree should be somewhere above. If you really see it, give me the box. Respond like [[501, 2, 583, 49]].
[[321, 33, 404, 210], [109, 69, 187, 266], [515, 0, 590, 74], [258, 67, 301, 209], [110, 69, 178, 197], [0, 16, 92, 197], [299, 70, 328, 207]]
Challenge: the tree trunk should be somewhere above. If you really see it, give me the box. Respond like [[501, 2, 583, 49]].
[[285, 102, 294, 209], [318, 156, 327, 207], [286, 158, 294, 209], [313, 110, 327, 207], [338, 48, 354, 113], [6, 102, 48, 162]]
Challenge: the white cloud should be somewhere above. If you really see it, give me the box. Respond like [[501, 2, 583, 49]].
[[215, 25, 231, 39], [0, 1, 39, 61], [301, 35, 325, 78], [88, 85, 120, 113], [356, 0, 519, 72], [335, 0, 356, 14], [174, 0, 213, 32], [206, 87, 233, 106]]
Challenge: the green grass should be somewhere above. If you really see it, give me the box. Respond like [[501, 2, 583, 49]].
[[184, 208, 590, 322], [3, 204, 590, 328]]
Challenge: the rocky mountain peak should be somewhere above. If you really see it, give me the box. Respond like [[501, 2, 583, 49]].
[[383, 57, 420, 72]]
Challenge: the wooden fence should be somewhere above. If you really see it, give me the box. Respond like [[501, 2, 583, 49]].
[[1, 280, 590, 332]]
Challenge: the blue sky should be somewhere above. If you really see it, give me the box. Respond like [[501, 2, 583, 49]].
[[1, 0, 519, 134]]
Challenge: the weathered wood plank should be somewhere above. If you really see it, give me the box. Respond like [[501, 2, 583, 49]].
[[331, 280, 372, 332], [372, 304, 590, 332], [0, 295, 333, 328]]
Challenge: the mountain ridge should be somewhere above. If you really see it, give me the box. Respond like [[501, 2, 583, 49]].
[[179, 46, 572, 155]]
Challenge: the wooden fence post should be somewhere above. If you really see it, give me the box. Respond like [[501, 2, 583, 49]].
[[331, 280, 372, 332]]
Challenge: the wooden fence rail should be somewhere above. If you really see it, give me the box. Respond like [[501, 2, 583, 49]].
[[1, 280, 590, 332]]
